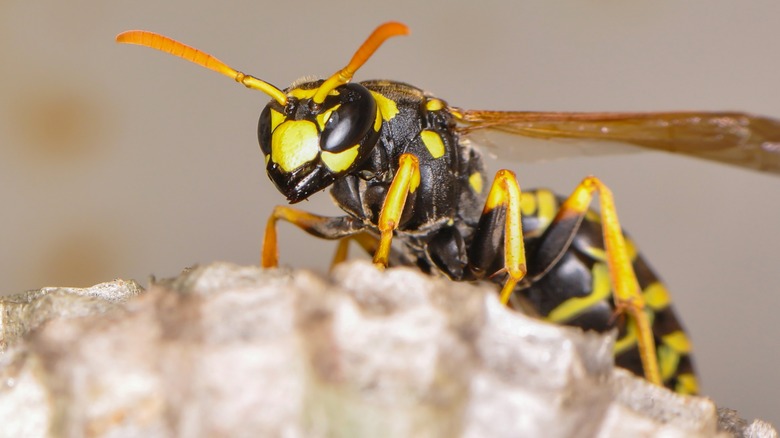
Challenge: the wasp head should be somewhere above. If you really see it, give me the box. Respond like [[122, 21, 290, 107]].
[[257, 81, 381, 203], [116, 22, 408, 204]]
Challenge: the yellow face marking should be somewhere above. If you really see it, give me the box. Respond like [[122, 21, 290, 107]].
[[661, 330, 692, 354], [469, 172, 483, 194], [289, 87, 340, 100], [643, 282, 671, 311], [420, 129, 445, 159], [547, 262, 611, 323], [315, 104, 340, 131], [289, 88, 317, 100], [425, 98, 443, 112], [321, 144, 360, 173], [656, 344, 681, 381], [271, 120, 319, 172], [270, 109, 285, 132], [370, 91, 399, 121]]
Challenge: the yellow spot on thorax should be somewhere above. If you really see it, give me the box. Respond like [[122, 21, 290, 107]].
[[271, 120, 319, 172], [420, 129, 445, 159], [370, 91, 399, 121], [425, 98, 444, 111]]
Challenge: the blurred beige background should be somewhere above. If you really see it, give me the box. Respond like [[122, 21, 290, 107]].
[[2, 0, 779, 427]]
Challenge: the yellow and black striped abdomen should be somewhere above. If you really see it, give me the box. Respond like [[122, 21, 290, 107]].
[[517, 189, 698, 394]]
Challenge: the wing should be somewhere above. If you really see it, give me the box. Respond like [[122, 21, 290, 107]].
[[454, 109, 780, 174]]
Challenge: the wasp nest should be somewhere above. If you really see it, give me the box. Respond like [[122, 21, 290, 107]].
[[0, 261, 775, 437]]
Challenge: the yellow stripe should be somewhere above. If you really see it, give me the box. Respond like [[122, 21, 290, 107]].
[[581, 245, 606, 262], [624, 237, 637, 261], [585, 209, 601, 223], [536, 189, 557, 228], [675, 373, 699, 395], [643, 282, 670, 311], [656, 344, 680, 381], [614, 319, 636, 355], [579, 236, 637, 263], [520, 192, 537, 217], [420, 130, 445, 159], [661, 330, 691, 354], [547, 262, 611, 323], [613, 310, 655, 355]]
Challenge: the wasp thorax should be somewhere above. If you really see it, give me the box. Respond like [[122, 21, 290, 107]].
[[257, 82, 382, 203]]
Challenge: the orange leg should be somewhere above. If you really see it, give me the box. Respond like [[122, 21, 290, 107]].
[[554, 176, 661, 387], [261, 205, 365, 268]]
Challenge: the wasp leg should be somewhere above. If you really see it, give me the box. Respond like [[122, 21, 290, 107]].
[[468, 169, 528, 305], [331, 232, 381, 270], [373, 153, 421, 267], [261, 206, 367, 268], [552, 176, 662, 387]]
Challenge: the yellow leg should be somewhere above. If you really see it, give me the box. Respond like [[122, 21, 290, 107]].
[[481, 170, 528, 305], [373, 153, 420, 267], [556, 175, 662, 387]]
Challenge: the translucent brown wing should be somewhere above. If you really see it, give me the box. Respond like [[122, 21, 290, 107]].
[[454, 109, 780, 174]]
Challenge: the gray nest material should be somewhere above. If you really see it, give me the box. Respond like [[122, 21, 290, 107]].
[[0, 261, 775, 438]]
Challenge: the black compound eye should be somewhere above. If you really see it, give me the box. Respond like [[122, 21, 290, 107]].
[[320, 83, 377, 153], [257, 104, 273, 156]]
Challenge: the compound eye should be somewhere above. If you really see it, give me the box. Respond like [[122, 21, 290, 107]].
[[320, 84, 377, 153], [257, 104, 273, 156]]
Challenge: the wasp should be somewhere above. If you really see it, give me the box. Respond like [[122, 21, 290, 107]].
[[116, 22, 780, 394]]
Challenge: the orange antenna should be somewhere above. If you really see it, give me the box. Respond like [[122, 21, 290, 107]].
[[312, 21, 410, 104], [115, 30, 288, 106]]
